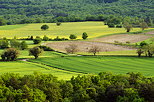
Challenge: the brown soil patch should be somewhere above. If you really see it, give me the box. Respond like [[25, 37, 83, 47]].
[[92, 34, 153, 43], [46, 41, 133, 52], [145, 31, 154, 34]]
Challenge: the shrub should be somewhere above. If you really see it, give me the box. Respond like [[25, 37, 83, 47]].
[[69, 34, 77, 40], [29, 47, 43, 59], [33, 38, 42, 44], [1, 48, 20, 61], [116, 25, 123, 28], [20, 41, 28, 50], [82, 32, 88, 40], [43, 35, 49, 41], [41, 25, 49, 30], [126, 41, 130, 44], [107, 23, 115, 28], [0, 40, 9, 49], [38, 45, 54, 51], [56, 22, 61, 26]]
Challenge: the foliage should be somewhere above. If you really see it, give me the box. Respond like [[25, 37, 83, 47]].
[[140, 22, 148, 30], [10, 39, 21, 49], [43, 35, 49, 41], [33, 38, 42, 44], [20, 41, 28, 50], [38, 45, 54, 51], [0, 0, 154, 25], [29, 47, 43, 59], [123, 22, 133, 32], [69, 34, 77, 40], [0, 72, 152, 101], [1, 48, 20, 61], [0, 18, 7, 26], [82, 32, 88, 40], [41, 25, 49, 30], [56, 22, 62, 26], [0, 39, 9, 49]]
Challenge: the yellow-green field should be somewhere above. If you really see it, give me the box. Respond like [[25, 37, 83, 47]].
[[0, 22, 146, 39]]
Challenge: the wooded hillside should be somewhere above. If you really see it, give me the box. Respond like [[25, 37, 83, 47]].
[[0, 0, 153, 24]]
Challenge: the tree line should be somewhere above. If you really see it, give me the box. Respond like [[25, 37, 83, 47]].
[[0, 72, 153, 102]]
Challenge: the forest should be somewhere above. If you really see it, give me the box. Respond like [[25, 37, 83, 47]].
[[0, 72, 153, 102], [0, 0, 154, 24]]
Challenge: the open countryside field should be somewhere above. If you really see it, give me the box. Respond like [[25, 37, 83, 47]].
[[30, 56, 154, 76], [0, 22, 146, 39], [46, 41, 134, 52], [92, 34, 154, 43], [0, 22, 154, 79]]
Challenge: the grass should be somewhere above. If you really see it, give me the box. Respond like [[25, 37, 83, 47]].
[[0, 61, 80, 80], [30, 56, 154, 76], [0, 22, 147, 39]]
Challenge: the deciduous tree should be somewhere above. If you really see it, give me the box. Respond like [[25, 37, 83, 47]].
[[29, 47, 43, 59]]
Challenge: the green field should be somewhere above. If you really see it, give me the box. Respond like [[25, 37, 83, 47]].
[[0, 22, 154, 79], [30, 56, 154, 76], [0, 22, 144, 39], [0, 60, 80, 80]]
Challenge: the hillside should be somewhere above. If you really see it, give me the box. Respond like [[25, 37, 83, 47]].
[[0, 0, 154, 24]]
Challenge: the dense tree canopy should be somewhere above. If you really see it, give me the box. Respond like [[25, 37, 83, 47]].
[[0, 0, 153, 25], [0, 72, 153, 102]]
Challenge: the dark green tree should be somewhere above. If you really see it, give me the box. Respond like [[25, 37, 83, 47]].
[[43, 35, 49, 41], [33, 38, 42, 44], [123, 22, 133, 32], [41, 25, 49, 30], [0, 18, 7, 26], [82, 32, 88, 40], [20, 41, 28, 50], [29, 47, 43, 59], [69, 34, 77, 40], [1, 48, 20, 61]]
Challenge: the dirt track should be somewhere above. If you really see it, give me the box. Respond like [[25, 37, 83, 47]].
[[46, 41, 133, 52]]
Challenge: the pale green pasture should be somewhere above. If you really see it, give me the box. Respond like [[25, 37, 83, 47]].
[[0, 22, 144, 39], [0, 61, 80, 80]]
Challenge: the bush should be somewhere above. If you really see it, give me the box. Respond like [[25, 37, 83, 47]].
[[29, 47, 43, 59], [53, 36, 68, 41], [0, 40, 9, 49], [41, 25, 49, 30], [56, 22, 61, 26], [1, 48, 20, 61], [33, 38, 42, 44], [116, 25, 123, 28], [20, 41, 28, 50], [107, 23, 115, 28], [38, 45, 54, 51], [69, 34, 77, 40], [82, 32, 88, 40], [43, 35, 49, 41]]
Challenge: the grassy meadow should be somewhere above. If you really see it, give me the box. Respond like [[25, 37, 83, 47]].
[[0, 22, 144, 39], [0, 21, 154, 79], [30, 56, 154, 76]]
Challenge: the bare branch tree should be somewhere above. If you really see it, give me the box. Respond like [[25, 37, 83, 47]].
[[88, 45, 101, 56], [65, 44, 78, 54]]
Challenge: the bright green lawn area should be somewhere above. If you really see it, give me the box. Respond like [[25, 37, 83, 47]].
[[0, 24, 27, 30], [30, 56, 154, 76], [0, 61, 80, 80], [0, 22, 146, 38]]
